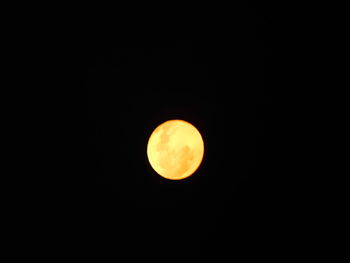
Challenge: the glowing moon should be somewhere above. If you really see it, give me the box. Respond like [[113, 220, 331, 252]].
[[147, 119, 204, 180]]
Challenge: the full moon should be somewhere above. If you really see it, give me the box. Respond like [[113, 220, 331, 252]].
[[147, 119, 204, 180]]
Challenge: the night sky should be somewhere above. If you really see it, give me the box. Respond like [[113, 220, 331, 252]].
[[53, 7, 270, 262]]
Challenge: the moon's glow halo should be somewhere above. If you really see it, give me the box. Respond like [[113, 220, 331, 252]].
[[147, 119, 204, 180]]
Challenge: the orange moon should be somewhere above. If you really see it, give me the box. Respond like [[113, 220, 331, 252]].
[[147, 119, 204, 180]]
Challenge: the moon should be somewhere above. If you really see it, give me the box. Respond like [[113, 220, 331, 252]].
[[147, 119, 204, 180]]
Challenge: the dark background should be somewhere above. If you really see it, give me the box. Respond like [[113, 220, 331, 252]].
[[84, 14, 267, 263], [41, 6, 271, 262]]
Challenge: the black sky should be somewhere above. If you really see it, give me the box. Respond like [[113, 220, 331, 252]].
[[51, 6, 270, 262]]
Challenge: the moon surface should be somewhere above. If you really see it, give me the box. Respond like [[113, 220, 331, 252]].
[[147, 119, 204, 180]]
